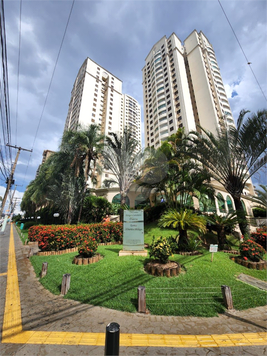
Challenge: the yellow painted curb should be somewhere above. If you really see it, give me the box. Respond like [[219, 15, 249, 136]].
[[1, 225, 267, 348]]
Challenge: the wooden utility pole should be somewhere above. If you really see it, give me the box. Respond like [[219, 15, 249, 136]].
[[0, 144, 32, 216]]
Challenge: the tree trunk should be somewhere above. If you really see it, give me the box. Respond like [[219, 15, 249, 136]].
[[233, 196, 248, 235], [178, 228, 189, 250], [217, 226, 227, 249]]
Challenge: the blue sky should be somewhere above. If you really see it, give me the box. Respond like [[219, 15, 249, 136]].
[[1, 0, 266, 213]]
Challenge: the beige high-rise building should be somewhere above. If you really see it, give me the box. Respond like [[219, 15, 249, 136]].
[[142, 31, 235, 149], [64, 58, 141, 187]]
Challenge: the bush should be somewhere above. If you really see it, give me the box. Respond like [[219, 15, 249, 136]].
[[144, 203, 167, 223], [180, 233, 202, 252], [250, 227, 266, 250], [78, 237, 98, 257], [28, 222, 123, 251], [23, 221, 37, 230], [149, 236, 173, 264], [240, 239, 265, 262]]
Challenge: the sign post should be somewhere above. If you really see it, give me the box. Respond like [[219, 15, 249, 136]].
[[209, 244, 218, 262], [119, 210, 147, 257]]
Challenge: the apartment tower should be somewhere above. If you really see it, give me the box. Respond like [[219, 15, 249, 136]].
[[142, 30, 235, 149], [64, 58, 141, 187]]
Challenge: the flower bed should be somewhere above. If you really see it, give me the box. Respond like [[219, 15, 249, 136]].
[[73, 253, 103, 265], [230, 256, 266, 270], [145, 261, 181, 277], [28, 222, 123, 252], [178, 251, 202, 256], [250, 227, 266, 250]]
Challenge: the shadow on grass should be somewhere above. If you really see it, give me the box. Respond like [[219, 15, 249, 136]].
[[103, 247, 122, 254]]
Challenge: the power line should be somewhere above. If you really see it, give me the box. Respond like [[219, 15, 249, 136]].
[[218, 0, 267, 102], [15, 0, 22, 146], [23, 0, 75, 183]]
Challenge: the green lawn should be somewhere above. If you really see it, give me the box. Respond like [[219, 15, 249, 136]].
[[30, 244, 266, 317], [144, 221, 178, 245]]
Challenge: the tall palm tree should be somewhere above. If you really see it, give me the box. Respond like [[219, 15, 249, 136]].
[[188, 109, 267, 234], [60, 124, 104, 222], [101, 128, 142, 220], [247, 184, 267, 210]]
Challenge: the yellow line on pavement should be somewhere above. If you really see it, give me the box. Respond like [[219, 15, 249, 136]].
[[0, 272, 7, 276], [1, 224, 267, 348], [2, 224, 22, 340]]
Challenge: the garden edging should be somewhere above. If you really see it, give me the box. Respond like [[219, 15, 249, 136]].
[[230, 256, 266, 270]]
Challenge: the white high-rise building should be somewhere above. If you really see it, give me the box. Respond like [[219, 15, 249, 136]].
[[64, 58, 141, 187], [142, 31, 235, 149]]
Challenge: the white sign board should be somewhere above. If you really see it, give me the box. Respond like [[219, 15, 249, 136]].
[[209, 244, 218, 253], [123, 210, 144, 251]]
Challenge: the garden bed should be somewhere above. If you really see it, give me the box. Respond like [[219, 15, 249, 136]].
[[178, 251, 202, 256], [145, 261, 181, 277], [73, 253, 103, 265], [230, 256, 266, 270]]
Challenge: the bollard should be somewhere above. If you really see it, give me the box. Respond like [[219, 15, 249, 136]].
[[104, 322, 120, 356], [40, 262, 48, 278], [61, 274, 71, 295], [137, 286, 146, 313], [221, 285, 234, 310]]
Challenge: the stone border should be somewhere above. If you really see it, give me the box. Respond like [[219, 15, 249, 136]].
[[230, 256, 266, 270], [222, 250, 239, 254], [73, 253, 103, 265], [178, 251, 202, 256], [145, 261, 181, 277]]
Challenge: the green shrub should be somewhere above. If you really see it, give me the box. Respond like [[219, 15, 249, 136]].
[[23, 221, 36, 230], [149, 236, 173, 264], [240, 239, 265, 262], [78, 237, 98, 257], [180, 233, 202, 252]]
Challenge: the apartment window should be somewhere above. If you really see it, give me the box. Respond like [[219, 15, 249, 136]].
[[94, 98, 97, 102], [94, 93, 97, 97], [174, 90, 178, 95], [168, 107, 171, 111], [166, 89, 169, 93], [178, 116, 182, 121], [93, 103, 96, 107], [179, 124, 183, 128], [168, 113, 172, 118], [92, 113, 95, 117], [93, 108, 96, 112], [169, 119, 173, 124], [170, 126, 174, 131]]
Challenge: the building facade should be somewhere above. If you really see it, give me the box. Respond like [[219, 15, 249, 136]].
[[142, 30, 235, 149], [64, 58, 141, 187], [142, 30, 255, 219]]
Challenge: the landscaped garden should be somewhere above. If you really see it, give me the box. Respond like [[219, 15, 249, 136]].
[[19, 222, 267, 318]]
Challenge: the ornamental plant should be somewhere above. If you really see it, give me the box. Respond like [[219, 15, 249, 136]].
[[78, 237, 98, 258], [250, 227, 267, 250], [239, 239, 265, 262], [149, 236, 173, 264]]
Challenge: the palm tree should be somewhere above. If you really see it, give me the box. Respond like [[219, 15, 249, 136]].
[[60, 124, 104, 222], [188, 109, 267, 234], [207, 212, 240, 249], [247, 184, 267, 209], [137, 129, 215, 210], [101, 128, 142, 220], [159, 209, 207, 248]]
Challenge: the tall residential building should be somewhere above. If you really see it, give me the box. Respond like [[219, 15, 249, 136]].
[[64, 58, 141, 187], [142, 30, 235, 149]]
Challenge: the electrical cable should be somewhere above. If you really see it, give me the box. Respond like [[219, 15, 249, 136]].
[[218, 0, 267, 102], [22, 0, 75, 184], [15, 0, 22, 147]]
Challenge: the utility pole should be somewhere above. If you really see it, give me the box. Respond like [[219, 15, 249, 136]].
[[0, 144, 32, 217]]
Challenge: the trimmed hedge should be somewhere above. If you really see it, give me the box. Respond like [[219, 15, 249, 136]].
[[28, 222, 123, 252]]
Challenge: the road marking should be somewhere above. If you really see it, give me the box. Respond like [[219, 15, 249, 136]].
[[0, 272, 7, 276], [1, 225, 267, 348]]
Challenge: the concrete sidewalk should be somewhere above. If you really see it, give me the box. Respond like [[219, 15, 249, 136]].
[[0, 224, 266, 355]]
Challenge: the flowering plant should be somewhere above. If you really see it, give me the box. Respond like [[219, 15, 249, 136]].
[[250, 227, 266, 250], [78, 237, 98, 258], [149, 236, 173, 264], [240, 239, 265, 262]]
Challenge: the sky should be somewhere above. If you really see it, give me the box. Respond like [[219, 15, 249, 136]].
[[1, 0, 266, 214]]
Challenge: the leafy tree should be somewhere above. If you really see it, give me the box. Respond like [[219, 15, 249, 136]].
[[101, 128, 142, 220], [187, 109, 267, 234], [158, 209, 207, 249], [248, 184, 267, 209]]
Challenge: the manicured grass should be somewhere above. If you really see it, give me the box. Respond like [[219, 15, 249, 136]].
[[30, 245, 266, 317], [144, 221, 177, 245]]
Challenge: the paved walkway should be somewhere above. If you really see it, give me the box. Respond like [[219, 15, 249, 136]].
[[0, 224, 266, 355]]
